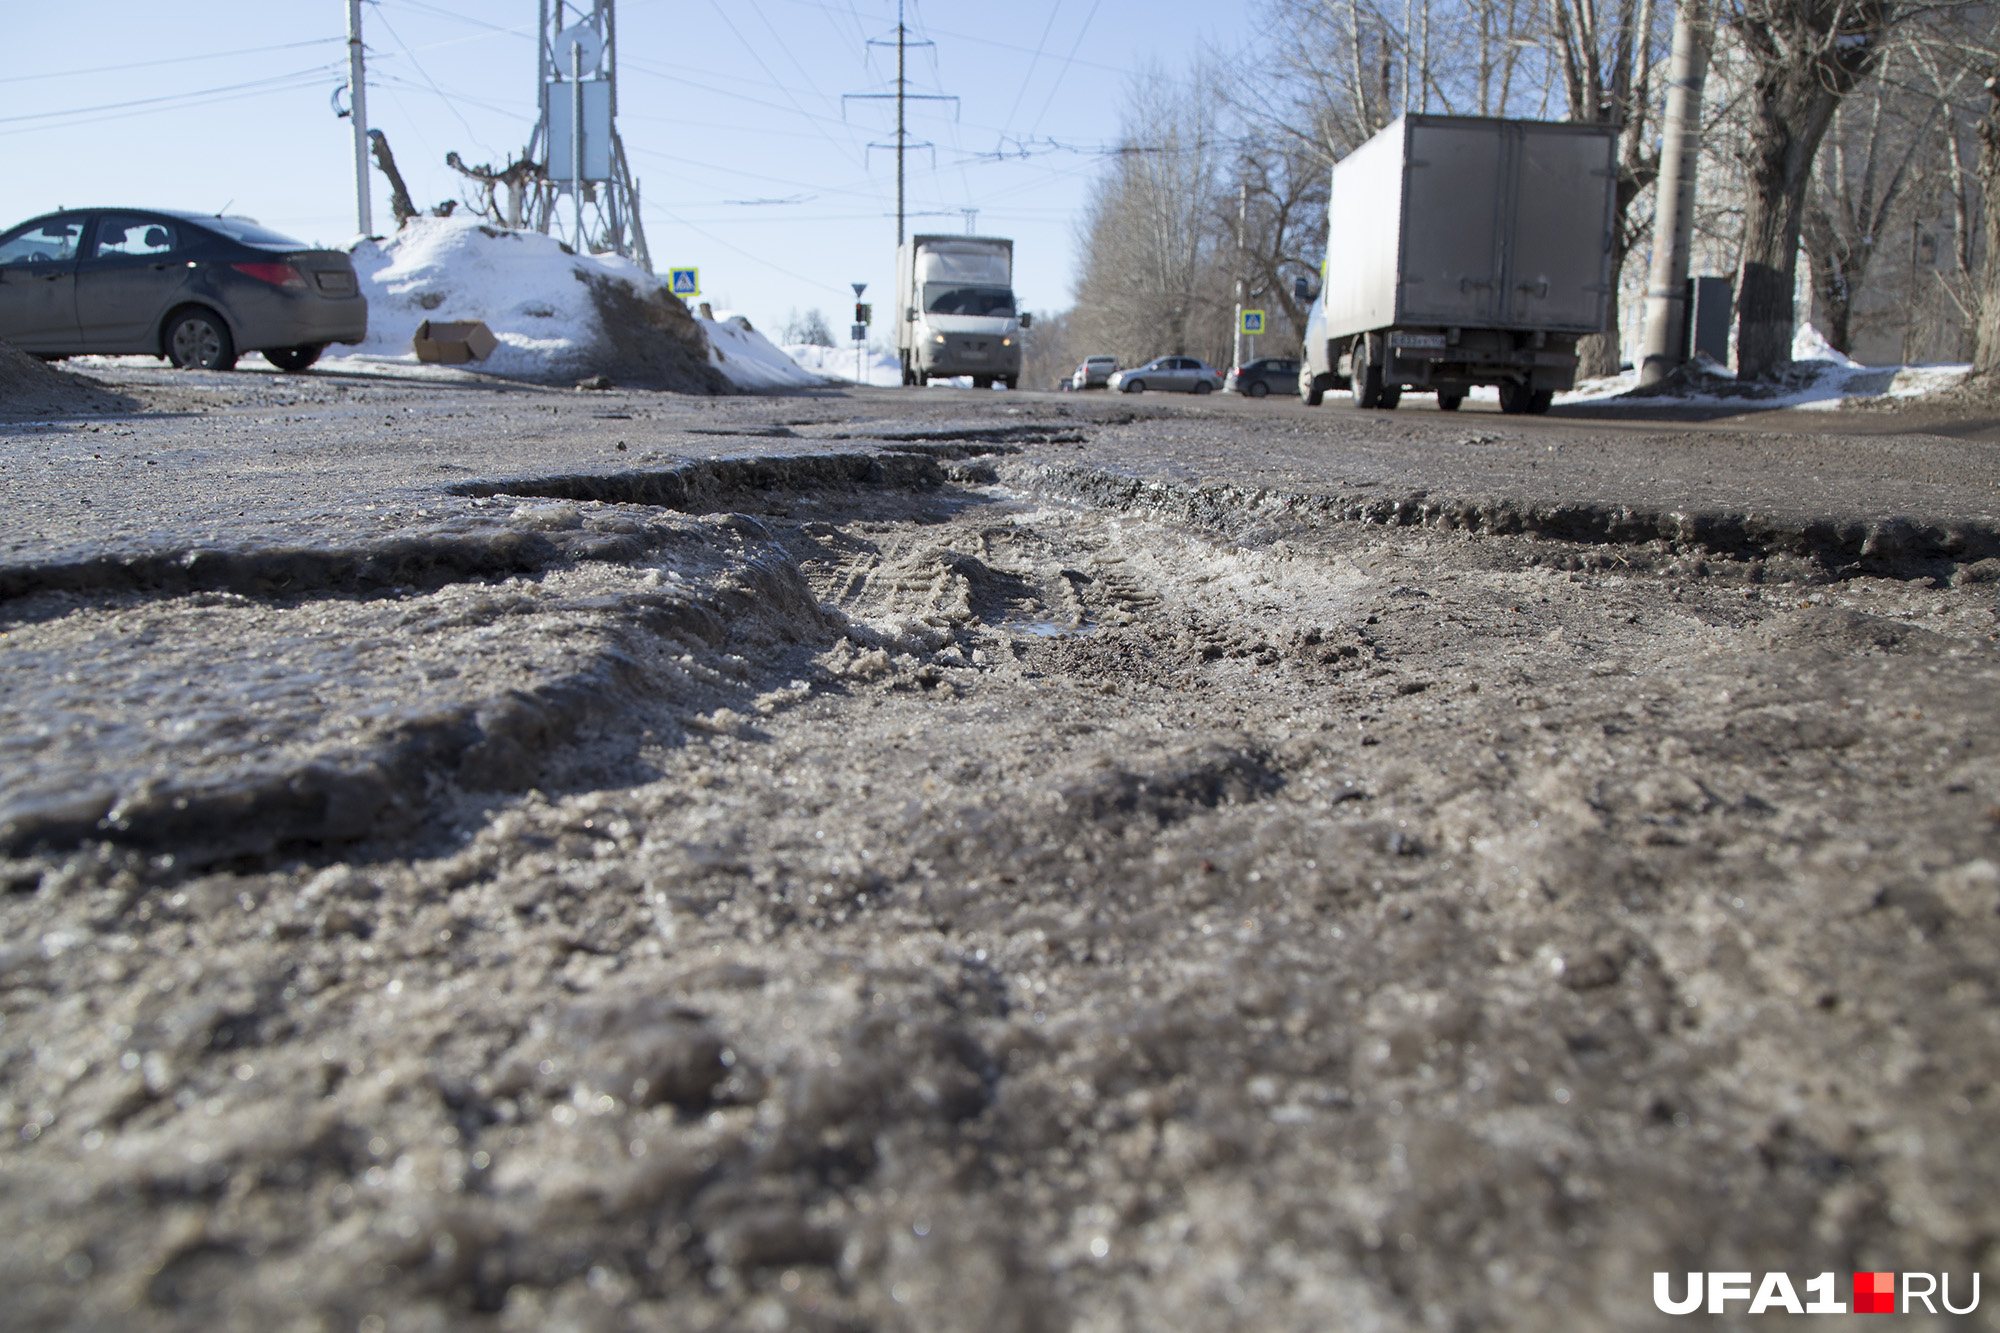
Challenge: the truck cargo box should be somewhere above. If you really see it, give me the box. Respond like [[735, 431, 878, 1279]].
[[1321, 115, 1618, 341]]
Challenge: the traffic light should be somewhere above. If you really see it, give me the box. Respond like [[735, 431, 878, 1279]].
[[855, 302, 873, 326]]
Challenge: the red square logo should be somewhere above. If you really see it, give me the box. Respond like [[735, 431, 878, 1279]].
[[1855, 1272, 1896, 1314]]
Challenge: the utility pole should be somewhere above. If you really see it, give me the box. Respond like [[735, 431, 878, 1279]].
[[845, 0, 956, 250], [1232, 175, 1249, 375], [347, 0, 372, 236], [1638, 0, 1711, 385]]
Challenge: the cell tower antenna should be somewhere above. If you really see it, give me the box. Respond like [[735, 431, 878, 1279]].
[[525, 0, 651, 271], [844, 0, 958, 246]]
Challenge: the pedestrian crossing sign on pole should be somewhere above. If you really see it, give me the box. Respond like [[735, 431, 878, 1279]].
[[1241, 309, 1266, 335], [669, 268, 699, 297]]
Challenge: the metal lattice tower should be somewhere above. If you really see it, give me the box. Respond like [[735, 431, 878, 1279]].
[[526, 0, 651, 272], [844, 0, 957, 248]]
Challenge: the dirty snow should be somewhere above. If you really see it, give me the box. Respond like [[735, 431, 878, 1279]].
[[327, 216, 634, 381], [698, 312, 826, 390], [1558, 324, 1971, 409]]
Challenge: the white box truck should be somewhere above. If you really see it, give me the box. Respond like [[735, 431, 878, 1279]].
[[895, 235, 1029, 388], [1298, 115, 1618, 414]]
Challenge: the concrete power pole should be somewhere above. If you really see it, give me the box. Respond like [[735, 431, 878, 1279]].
[[348, 0, 372, 237], [1637, 0, 1711, 386], [1232, 176, 1249, 375]]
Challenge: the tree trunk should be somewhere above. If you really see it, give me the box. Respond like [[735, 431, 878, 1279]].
[[1730, 0, 1890, 380], [1734, 77, 1841, 377], [1975, 75, 2000, 376], [1577, 234, 1627, 379], [1801, 203, 1865, 353]]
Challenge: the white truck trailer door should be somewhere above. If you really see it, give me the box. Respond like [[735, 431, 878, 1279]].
[[1504, 128, 1615, 330], [1401, 120, 1506, 326]]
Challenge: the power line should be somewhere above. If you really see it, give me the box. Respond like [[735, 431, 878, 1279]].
[[0, 63, 341, 131], [0, 37, 342, 86]]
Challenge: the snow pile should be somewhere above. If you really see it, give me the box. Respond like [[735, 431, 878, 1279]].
[[329, 217, 723, 393], [1792, 322, 1862, 369], [784, 342, 905, 387], [1569, 323, 1971, 409], [699, 313, 827, 390]]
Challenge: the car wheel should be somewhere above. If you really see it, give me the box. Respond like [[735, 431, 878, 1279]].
[[1246, 380, 1269, 398], [1193, 380, 1214, 394], [164, 307, 236, 371], [1349, 337, 1384, 409], [263, 344, 325, 372], [1125, 379, 1146, 393], [1436, 392, 1463, 411]]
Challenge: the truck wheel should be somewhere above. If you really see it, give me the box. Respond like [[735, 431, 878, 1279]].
[[1498, 381, 1531, 415], [1529, 389, 1554, 414], [1300, 371, 1325, 406], [1002, 375, 1018, 390], [1378, 386, 1401, 409], [974, 375, 993, 389], [1436, 392, 1463, 411], [1350, 337, 1385, 410]]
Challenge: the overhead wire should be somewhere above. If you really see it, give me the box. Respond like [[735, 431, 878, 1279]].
[[0, 37, 342, 86], [0, 63, 343, 135]]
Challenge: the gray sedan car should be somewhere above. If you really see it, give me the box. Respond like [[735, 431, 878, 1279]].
[[0, 208, 366, 371], [1107, 356, 1223, 394]]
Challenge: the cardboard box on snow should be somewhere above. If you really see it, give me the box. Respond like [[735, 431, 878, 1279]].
[[412, 320, 498, 364]]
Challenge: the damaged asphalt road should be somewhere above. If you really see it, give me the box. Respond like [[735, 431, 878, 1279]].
[[2, 371, 1999, 1331]]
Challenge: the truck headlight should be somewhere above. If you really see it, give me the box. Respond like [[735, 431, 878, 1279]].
[[1001, 338, 1012, 346], [933, 334, 946, 345]]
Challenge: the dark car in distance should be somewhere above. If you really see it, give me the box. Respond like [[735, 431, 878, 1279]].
[[1227, 356, 1300, 397], [0, 209, 366, 371]]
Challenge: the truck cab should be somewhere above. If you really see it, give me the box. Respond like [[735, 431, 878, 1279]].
[[896, 235, 1027, 388]]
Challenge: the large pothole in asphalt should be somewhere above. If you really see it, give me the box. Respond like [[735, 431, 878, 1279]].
[[3, 458, 1999, 1330]]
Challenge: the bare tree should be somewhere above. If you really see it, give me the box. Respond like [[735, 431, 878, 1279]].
[[1549, 0, 1667, 376], [1070, 67, 1230, 366], [1800, 63, 1938, 353], [1724, 0, 1897, 378]]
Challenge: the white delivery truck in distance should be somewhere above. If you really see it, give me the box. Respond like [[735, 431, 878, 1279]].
[[896, 235, 1029, 388], [1297, 115, 1618, 414]]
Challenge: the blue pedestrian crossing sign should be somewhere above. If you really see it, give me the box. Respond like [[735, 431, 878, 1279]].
[[669, 268, 700, 297], [1241, 309, 1266, 335]]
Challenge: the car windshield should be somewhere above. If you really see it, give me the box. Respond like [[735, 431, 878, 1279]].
[[196, 215, 308, 249], [923, 284, 1014, 317]]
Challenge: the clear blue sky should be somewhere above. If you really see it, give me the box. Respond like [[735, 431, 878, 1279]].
[[3, 1, 1253, 332]]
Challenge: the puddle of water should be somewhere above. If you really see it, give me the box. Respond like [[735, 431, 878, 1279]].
[[1014, 619, 1088, 638]]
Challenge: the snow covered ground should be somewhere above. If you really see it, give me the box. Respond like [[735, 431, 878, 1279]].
[[1555, 323, 1971, 409]]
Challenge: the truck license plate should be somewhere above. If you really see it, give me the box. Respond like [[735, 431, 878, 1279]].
[[1393, 333, 1446, 349]]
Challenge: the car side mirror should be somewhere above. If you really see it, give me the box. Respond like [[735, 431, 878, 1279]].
[[906, 308, 917, 321], [1018, 312, 1032, 329]]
